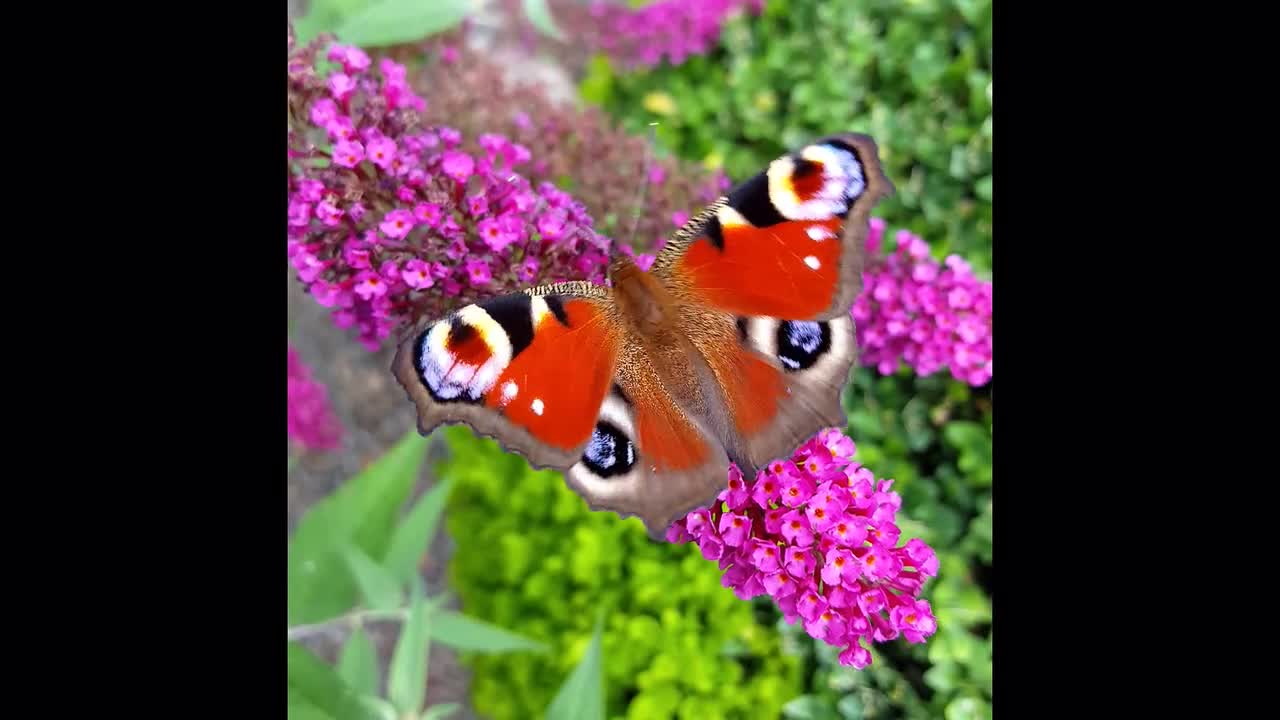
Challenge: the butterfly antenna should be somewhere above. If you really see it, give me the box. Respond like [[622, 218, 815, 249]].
[[619, 122, 660, 261]]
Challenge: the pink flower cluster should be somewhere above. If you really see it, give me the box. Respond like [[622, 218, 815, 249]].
[[853, 218, 993, 386], [287, 346, 343, 451], [288, 41, 612, 351], [589, 0, 764, 69], [667, 428, 939, 668]]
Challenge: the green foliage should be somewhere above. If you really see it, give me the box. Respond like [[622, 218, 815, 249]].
[[292, 0, 471, 47], [582, 0, 993, 272], [291, 0, 564, 47], [286, 432, 579, 720], [439, 426, 803, 720]]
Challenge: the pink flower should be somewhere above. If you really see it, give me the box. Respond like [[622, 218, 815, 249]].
[[353, 271, 387, 300], [441, 151, 475, 183], [666, 427, 940, 669], [720, 465, 750, 509], [671, 210, 689, 228], [717, 512, 751, 547], [401, 259, 434, 290], [328, 73, 356, 101], [288, 38, 613, 354], [379, 209, 414, 240], [852, 221, 991, 385], [366, 136, 397, 170], [287, 346, 343, 451], [288, 199, 311, 227], [751, 473, 781, 509], [315, 200, 342, 226], [780, 474, 817, 508], [464, 258, 491, 287], [332, 140, 364, 168], [749, 539, 782, 573], [536, 209, 567, 241], [327, 44, 370, 74]]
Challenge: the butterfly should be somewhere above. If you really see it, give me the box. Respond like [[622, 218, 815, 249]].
[[392, 133, 893, 539]]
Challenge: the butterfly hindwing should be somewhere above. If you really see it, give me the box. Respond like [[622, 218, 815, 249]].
[[565, 359, 730, 539], [392, 281, 621, 471]]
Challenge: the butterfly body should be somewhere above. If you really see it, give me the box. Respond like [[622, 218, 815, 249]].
[[393, 133, 893, 538]]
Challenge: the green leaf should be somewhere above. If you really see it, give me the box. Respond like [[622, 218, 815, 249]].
[[388, 585, 432, 715], [344, 546, 404, 611], [422, 703, 461, 720], [334, 0, 473, 48], [975, 175, 992, 201], [782, 695, 838, 720], [836, 695, 864, 720], [288, 642, 375, 720], [545, 616, 605, 720], [288, 431, 427, 625], [337, 628, 379, 697], [522, 0, 564, 40], [383, 478, 454, 585], [429, 610, 547, 653]]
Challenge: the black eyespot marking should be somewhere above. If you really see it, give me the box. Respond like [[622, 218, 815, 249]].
[[703, 215, 725, 250], [582, 421, 635, 478], [793, 157, 822, 180], [611, 383, 632, 406], [776, 320, 831, 372], [477, 293, 535, 357], [543, 294, 571, 327], [447, 317, 476, 345], [735, 317, 749, 343], [727, 172, 787, 228]]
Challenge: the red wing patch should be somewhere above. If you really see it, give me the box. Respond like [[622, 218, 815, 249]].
[[679, 216, 844, 319], [482, 297, 619, 451]]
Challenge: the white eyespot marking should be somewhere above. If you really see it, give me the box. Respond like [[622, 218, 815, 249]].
[[716, 205, 751, 228], [417, 304, 514, 401], [807, 225, 835, 241], [767, 144, 866, 221], [804, 255, 821, 270], [500, 380, 519, 406], [531, 398, 545, 416], [530, 296, 552, 328]]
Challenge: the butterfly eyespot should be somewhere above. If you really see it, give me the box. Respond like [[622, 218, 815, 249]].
[[582, 420, 635, 479]]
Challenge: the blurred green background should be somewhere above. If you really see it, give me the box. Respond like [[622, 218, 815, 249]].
[[287, 1, 992, 718]]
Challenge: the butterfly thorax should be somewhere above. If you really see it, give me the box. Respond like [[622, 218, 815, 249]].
[[608, 254, 675, 339]]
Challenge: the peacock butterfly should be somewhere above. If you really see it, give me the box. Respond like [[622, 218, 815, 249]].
[[392, 133, 894, 539]]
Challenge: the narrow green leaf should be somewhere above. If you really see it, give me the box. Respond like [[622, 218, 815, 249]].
[[422, 703, 461, 720], [335, 0, 473, 48], [388, 585, 432, 715], [287, 642, 373, 720], [288, 431, 427, 625], [545, 616, 604, 720], [522, 0, 564, 40], [356, 696, 399, 720], [344, 546, 404, 611], [429, 610, 547, 653], [337, 628, 379, 698], [288, 689, 336, 720], [382, 477, 454, 585]]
